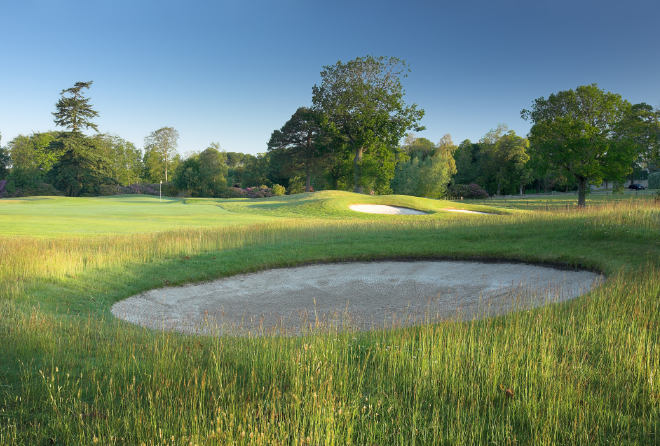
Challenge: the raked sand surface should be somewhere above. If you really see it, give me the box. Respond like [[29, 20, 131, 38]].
[[349, 204, 427, 214], [112, 261, 602, 336], [348, 204, 493, 215]]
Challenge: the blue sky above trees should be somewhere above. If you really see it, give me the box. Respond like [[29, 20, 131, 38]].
[[1, 0, 658, 155]]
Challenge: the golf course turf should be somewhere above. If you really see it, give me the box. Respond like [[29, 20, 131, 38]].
[[0, 190, 658, 445]]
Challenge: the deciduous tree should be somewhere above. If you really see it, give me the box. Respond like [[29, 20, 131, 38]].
[[522, 84, 636, 206], [197, 143, 228, 196], [392, 134, 457, 198], [312, 56, 424, 193], [144, 127, 179, 182], [617, 103, 660, 181], [91, 135, 143, 185]]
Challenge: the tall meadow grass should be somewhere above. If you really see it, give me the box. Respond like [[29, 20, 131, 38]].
[[0, 199, 658, 444]]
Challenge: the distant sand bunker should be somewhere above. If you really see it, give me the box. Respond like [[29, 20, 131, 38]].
[[112, 261, 601, 335], [349, 204, 427, 214]]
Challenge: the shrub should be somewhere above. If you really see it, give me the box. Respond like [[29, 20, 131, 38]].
[[4, 182, 62, 197], [272, 184, 286, 196], [612, 181, 625, 194], [244, 185, 273, 198], [448, 183, 489, 199], [224, 187, 247, 198], [96, 183, 175, 196], [467, 183, 489, 198], [287, 176, 306, 194], [99, 184, 120, 196], [224, 186, 274, 198], [648, 172, 660, 190]]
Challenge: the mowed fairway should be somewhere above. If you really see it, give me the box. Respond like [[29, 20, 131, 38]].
[[0, 191, 500, 236], [0, 191, 658, 445]]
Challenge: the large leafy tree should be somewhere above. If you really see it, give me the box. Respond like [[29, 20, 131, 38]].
[[617, 103, 660, 180], [7, 132, 62, 184], [522, 84, 637, 206], [451, 127, 531, 196], [91, 135, 143, 185], [312, 56, 424, 193], [144, 127, 179, 182], [267, 107, 328, 192], [197, 143, 228, 196], [453, 139, 481, 185], [174, 144, 227, 197], [239, 153, 271, 188], [224, 152, 253, 187], [173, 156, 200, 195], [392, 135, 457, 198], [52, 81, 99, 133], [487, 130, 530, 195]]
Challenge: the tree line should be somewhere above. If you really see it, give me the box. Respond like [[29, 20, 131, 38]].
[[1, 58, 658, 206]]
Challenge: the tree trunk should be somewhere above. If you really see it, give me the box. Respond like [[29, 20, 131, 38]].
[[496, 179, 501, 196], [577, 177, 587, 207], [519, 183, 523, 195], [353, 146, 364, 193]]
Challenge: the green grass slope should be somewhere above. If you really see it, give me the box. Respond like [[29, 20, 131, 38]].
[[0, 191, 505, 236]]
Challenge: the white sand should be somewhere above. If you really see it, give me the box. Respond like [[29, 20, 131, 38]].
[[112, 261, 601, 336], [348, 204, 493, 215], [349, 204, 427, 215]]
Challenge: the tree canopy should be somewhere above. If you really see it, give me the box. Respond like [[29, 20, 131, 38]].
[[52, 81, 99, 134], [0, 134, 10, 179], [312, 55, 424, 193], [392, 134, 457, 198], [522, 84, 638, 206], [144, 127, 179, 182], [4, 67, 658, 201], [267, 107, 328, 192]]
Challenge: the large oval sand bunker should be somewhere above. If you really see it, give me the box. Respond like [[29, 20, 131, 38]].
[[112, 261, 601, 335]]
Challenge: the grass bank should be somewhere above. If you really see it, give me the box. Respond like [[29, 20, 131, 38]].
[[0, 192, 658, 445]]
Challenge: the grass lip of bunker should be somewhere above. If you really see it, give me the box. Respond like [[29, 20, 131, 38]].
[[349, 204, 428, 215], [111, 260, 602, 336], [442, 208, 494, 215]]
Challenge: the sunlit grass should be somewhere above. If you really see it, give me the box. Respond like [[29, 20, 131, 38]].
[[0, 191, 505, 236], [474, 188, 656, 210], [0, 193, 658, 444]]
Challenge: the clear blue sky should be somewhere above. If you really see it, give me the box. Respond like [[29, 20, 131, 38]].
[[2, 0, 659, 155]]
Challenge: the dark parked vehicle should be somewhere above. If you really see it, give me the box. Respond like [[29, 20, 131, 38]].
[[628, 184, 646, 190]]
